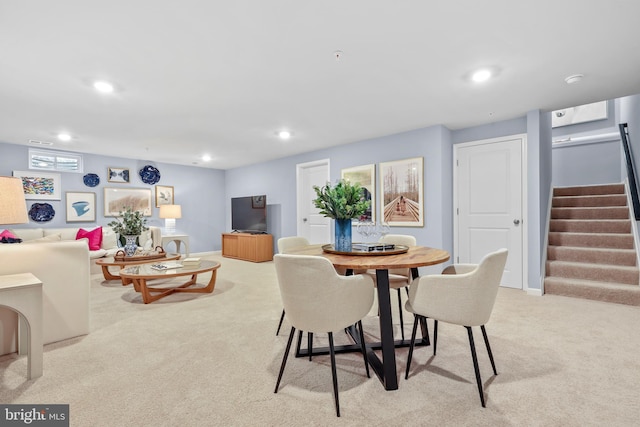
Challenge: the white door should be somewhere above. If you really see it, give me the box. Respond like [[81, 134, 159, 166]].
[[296, 159, 331, 244], [455, 136, 525, 289]]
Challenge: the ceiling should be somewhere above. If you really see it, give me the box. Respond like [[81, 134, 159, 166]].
[[1, 1, 640, 170]]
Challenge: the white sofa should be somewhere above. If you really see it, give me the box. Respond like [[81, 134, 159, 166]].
[[0, 240, 91, 356], [7, 226, 161, 259]]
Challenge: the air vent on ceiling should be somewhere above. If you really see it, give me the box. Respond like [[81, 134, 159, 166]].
[[29, 139, 53, 146]]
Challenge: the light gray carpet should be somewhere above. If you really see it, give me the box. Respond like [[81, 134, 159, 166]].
[[1, 252, 640, 426]]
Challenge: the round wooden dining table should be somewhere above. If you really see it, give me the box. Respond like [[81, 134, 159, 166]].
[[287, 244, 450, 391]]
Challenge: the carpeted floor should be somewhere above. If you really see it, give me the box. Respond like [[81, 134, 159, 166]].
[[1, 252, 639, 426]]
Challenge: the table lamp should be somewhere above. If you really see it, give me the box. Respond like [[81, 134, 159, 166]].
[[159, 204, 181, 235], [0, 176, 29, 227]]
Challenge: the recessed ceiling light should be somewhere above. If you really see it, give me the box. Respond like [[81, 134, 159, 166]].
[[564, 74, 584, 84], [471, 69, 492, 83], [93, 80, 114, 93], [202, 154, 211, 162], [277, 130, 292, 140], [57, 133, 71, 142]]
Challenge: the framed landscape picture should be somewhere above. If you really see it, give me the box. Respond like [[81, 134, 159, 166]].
[[107, 167, 130, 183], [104, 187, 152, 216], [155, 185, 174, 207], [341, 163, 375, 224], [379, 157, 424, 227], [66, 192, 96, 222], [12, 170, 61, 200]]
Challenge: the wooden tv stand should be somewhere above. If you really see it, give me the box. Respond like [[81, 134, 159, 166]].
[[221, 233, 273, 262]]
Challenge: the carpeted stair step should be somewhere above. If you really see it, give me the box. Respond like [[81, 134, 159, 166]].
[[545, 260, 639, 285], [553, 184, 625, 197], [550, 206, 630, 220], [549, 219, 631, 234], [544, 276, 640, 306], [548, 232, 634, 249], [552, 194, 627, 207], [547, 246, 637, 266]]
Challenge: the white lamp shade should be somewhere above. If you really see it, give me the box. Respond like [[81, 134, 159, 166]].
[[0, 176, 28, 225], [159, 204, 182, 219]]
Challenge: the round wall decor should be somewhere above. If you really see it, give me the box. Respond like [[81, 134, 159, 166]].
[[29, 203, 55, 222], [139, 165, 160, 184]]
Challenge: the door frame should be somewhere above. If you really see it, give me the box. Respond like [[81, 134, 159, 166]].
[[296, 158, 331, 240], [453, 134, 528, 291]]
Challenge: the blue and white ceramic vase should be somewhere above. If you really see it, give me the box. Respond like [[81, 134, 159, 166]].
[[123, 235, 138, 257], [334, 218, 352, 252]]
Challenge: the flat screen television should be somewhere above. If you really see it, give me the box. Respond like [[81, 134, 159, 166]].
[[231, 195, 267, 233]]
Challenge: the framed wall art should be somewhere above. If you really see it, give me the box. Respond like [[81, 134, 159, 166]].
[[107, 167, 130, 183], [66, 191, 96, 222], [379, 157, 424, 227], [12, 170, 61, 200], [103, 187, 152, 216], [341, 163, 375, 224], [155, 185, 174, 207]]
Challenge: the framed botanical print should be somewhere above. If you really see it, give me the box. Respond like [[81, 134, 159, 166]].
[[12, 170, 61, 200], [66, 192, 96, 222], [104, 187, 152, 216], [379, 157, 424, 227], [155, 185, 174, 207], [107, 167, 130, 183], [341, 163, 375, 224]]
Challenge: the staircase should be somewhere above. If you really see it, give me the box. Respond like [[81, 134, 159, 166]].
[[544, 183, 640, 306]]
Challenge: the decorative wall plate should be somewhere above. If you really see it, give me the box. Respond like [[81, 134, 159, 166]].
[[139, 165, 160, 184], [29, 203, 55, 222], [83, 173, 100, 187]]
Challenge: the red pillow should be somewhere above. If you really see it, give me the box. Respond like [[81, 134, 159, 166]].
[[76, 227, 103, 250], [0, 229, 18, 239]]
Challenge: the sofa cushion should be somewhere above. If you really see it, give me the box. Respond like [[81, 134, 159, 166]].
[[23, 233, 62, 243], [76, 227, 103, 250], [101, 228, 118, 250], [139, 229, 153, 250], [10, 228, 44, 241]]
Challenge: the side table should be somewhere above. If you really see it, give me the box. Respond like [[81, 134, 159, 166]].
[[161, 234, 190, 257], [0, 273, 43, 379]]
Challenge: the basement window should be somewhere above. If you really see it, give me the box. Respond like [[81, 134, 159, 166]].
[[29, 148, 83, 173]]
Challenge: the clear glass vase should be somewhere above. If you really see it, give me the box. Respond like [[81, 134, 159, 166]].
[[334, 218, 352, 252]]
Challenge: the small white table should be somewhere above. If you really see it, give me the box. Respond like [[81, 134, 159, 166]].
[[161, 234, 190, 257], [0, 273, 43, 379]]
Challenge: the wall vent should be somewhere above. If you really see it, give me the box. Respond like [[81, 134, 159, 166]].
[[28, 139, 53, 146]]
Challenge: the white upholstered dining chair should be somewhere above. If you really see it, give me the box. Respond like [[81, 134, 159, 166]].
[[404, 248, 508, 407], [273, 254, 374, 417], [275, 236, 310, 336]]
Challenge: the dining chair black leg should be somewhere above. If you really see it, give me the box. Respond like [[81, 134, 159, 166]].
[[275, 326, 296, 393], [308, 332, 314, 361], [357, 320, 370, 378], [433, 319, 438, 356], [396, 288, 405, 341], [405, 315, 420, 379], [295, 329, 303, 356], [481, 325, 497, 375], [466, 326, 486, 407], [276, 309, 286, 336], [328, 332, 340, 417]]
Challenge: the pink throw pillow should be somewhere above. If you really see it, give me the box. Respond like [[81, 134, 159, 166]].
[[0, 229, 17, 239], [76, 226, 103, 250]]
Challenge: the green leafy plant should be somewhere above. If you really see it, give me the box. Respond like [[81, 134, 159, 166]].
[[107, 207, 149, 236], [313, 179, 370, 220]]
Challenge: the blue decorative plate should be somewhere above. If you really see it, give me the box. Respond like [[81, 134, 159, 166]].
[[83, 173, 100, 187], [139, 165, 160, 184], [29, 203, 55, 222]]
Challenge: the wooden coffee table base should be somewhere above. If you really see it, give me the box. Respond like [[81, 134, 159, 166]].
[[130, 270, 217, 304], [119, 261, 220, 304]]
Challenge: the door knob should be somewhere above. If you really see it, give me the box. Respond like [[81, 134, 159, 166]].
[[303, 218, 308, 222], [513, 219, 520, 225]]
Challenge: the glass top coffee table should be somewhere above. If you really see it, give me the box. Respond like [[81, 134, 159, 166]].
[[119, 260, 220, 304]]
